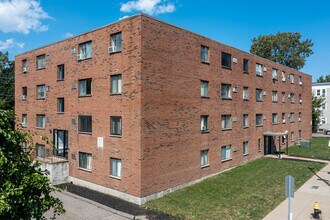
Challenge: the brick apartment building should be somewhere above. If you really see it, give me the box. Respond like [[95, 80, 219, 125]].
[[15, 14, 312, 204]]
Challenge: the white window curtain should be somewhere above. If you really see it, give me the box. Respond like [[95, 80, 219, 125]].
[[201, 46, 208, 62], [243, 115, 248, 127], [201, 116, 208, 131], [111, 75, 122, 94], [221, 146, 230, 160], [282, 72, 286, 81], [79, 42, 92, 59], [200, 81, 208, 97], [112, 33, 122, 51], [272, 69, 277, 79], [200, 150, 208, 166], [243, 87, 248, 99], [79, 80, 86, 96], [256, 64, 262, 75], [272, 92, 277, 101], [111, 158, 122, 177]]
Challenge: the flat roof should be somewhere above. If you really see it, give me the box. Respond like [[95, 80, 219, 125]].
[[312, 82, 330, 86], [16, 13, 311, 77], [263, 131, 287, 137]]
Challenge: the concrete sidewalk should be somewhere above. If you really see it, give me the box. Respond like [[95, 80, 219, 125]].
[[263, 156, 330, 220]]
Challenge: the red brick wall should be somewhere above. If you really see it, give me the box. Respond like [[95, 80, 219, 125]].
[[15, 17, 144, 197], [140, 16, 312, 197], [15, 14, 312, 199]]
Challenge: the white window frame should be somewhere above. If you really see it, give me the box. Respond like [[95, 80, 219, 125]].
[[272, 91, 278, 102], [200, 115, 209, 132], [200, 150, 209, 167], [36, 114, 45, 129], [221, 115, 231, 129], [111, 75, 122, 94], [201, 45, 209, 63], [200, 80, 209, 97], [221, 145, 231, 161], [110, 158, 122, 178], [110, 32, 122, 53], [221, 84, 232, 99], [243, 141, 248, 155], [243, 114, 248, 127], [243, 87, 249, 100], [79, 152, 92, 170], [272, 113, 277, 124]]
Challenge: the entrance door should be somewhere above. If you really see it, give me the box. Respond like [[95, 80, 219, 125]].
[[264, 136, 272, 155]]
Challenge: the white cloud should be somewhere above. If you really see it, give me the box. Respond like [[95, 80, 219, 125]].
[[0, 0, 50, 34], [64, 32, 73, 38], [120, 0, 175, 15], [0, 38, 24, 50], [119, 15, 130, 20]]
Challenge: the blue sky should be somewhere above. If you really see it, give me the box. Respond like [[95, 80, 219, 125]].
[[0, 0, 329, 81]]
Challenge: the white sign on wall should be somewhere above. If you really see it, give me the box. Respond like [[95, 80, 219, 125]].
[[97, 137, 103, 148]]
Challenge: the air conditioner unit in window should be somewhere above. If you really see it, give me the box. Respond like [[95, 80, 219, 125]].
[[272, 75, 277, 79], [288, 94, 291, 98], [263, 91, 267, 96], [263, 116, 266, 119], [232, 87, 238, 93], [21, 95, 27, 100], [46, 86, 51, 92], [108, 46, 117, 53], [201, 126, 207, 131], [243, 94, 248, 99], [263, 67, 267, 72], [282, 119, 286, 123], [299, 100, 302, 104], [21, 122, 26, 127], [299, 119, 302, 122], [232, 58, 237, 63], [22, 67, 27, 73], [77, 54, 85, 60], [299, 82, 302, 85]]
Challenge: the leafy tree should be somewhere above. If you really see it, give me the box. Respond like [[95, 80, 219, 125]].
[[250, 32, 313, 70], [316, 74, 330, 83], [0, 52, 14, 110], [312, 95, 325, 133], [0, 109, 65, 219]]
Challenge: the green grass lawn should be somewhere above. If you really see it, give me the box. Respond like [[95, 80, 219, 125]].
[[287, 137, 330, 160], [144, 158, 325, 220]]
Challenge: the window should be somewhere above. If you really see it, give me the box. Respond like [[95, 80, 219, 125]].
[[78, 78, 92, 96], [317, 89, 320, 96], [22, 59, 27, 73], [322, 103, 326, 110], [272, 113, 277, 124], [272, 68, 278, 80], [243, 141, 248, 155], [36, 85, 45, 99], [291, 132, 294, 142], [321, 117, 327, 125], [299, 112, 302, 122], [110, 158, 122, 178], [290, 93, 295, 103], [78, 41, 92, 60], [243, 87, 249, 100], [110, 116, 122, 135], [200, 150, 209, 167], [36, 114, 45, 128], [256, 89, 263, 101], [258, 138, 261, 151], [110, 32, 122, 52], [78, 116, 92, 133], [282, 71, 286, 82], [299, 130, 302, 140], [200, 80, 209, 97], [36, 54, 45, 70], [57, 98, 64, 113], [221, 52, 231, 68], [79, 152, 92, 170], [256, 63, 262, 76], [221, 84, 231, 99], [221, 145, 231, 161], [282, 113, 286, 123], [290, 74, 294, 84], [243, 59, 249, 72], [290, 112, 295, 122], [282, 92, 286, 103], [243, 114, 248, 127], [299, 76, 302, 85], [256, 114, 263, 126], [322, 89, 326, 97], [272, 91, 278, 102], [299, 94, 302, 103], [201, 46, 209, 63], [57, 64, 64, 80], [22, 87, 27, 100], [110, 75, 122, 94], [53, 130, 68, 158], [200, 115, 209, 132], [36, 144, 45, 158], [22, 114, 27, 127], [22, 142, 27, 153], [221, 115, 231, 129]]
